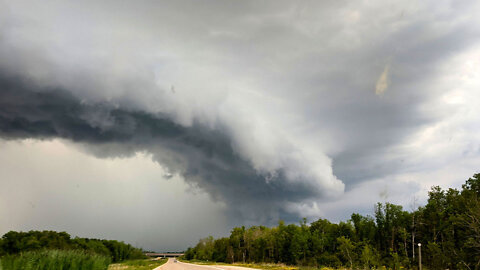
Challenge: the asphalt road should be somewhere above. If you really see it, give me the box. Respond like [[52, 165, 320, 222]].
[[154, 258, 256, 270]]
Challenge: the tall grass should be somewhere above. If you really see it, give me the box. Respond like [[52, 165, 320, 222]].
[[108, 258, 167, 270], [0, 249, 111, 270]]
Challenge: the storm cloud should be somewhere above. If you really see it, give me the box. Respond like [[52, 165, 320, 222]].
[[1, 0, 480, 250], [0, 73, 341, 223]]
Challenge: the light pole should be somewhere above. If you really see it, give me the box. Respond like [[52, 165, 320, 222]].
[[418, 243, 422, 270]]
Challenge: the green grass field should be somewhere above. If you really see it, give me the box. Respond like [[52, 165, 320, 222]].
[[108, 258, 167, 270], [0, 249, 111, 270]]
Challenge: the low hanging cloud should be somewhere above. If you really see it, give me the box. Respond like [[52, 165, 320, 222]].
[[0, 73, 343, 223]]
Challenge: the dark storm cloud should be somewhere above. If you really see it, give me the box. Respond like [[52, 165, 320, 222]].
[[0, 73, 320, 224]]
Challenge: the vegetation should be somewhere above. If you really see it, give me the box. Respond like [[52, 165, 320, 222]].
[[0, 249, 110, 270], [108, 258, 167, 270], [184, 173, 480, 269], [0, 230, 146, 263]]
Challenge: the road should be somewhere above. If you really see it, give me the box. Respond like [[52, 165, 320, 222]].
[[154, 258, 256, 270]]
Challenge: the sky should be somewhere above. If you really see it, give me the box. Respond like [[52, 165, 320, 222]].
[[0, 0, 479, 252]]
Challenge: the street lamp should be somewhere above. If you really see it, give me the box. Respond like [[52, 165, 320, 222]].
[[418, 243, 422, 270]]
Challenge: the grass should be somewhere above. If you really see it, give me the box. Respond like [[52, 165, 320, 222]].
[[181, 260, 399, 270], [108, 258, 167, 270], [0, 249, 111, 270], [223, 262, 298, 269]]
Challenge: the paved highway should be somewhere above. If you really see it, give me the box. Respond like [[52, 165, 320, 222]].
[[154, 258, 256, 270]]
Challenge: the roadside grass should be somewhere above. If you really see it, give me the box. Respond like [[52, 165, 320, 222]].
[[108, 258, 167, 270], [180, 260, 398, 270], [0, 249, 111, 270], [226, 263, 298, 269]]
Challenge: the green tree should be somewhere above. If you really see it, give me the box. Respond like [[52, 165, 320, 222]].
[[360, 244, 378, 269], [182, 173, 480, 270], [337, 236, 355, 269]]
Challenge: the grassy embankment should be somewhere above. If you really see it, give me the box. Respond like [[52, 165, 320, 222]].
[[0, 251, 167, 270], [108, 258, 167, 270], [0, 249, 111, 270]]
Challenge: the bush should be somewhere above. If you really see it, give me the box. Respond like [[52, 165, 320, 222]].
[[0, 230, 146, 263]]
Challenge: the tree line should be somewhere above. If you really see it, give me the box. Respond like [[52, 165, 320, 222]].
[[0, 230, 145, 262], [184, 173, 480, 269]]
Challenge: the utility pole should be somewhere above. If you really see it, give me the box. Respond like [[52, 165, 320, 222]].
[[411, 195, 417, 261], [418, 243, 422, 270]]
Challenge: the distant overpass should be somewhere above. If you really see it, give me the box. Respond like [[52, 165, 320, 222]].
[[145, 252, 184, 258]]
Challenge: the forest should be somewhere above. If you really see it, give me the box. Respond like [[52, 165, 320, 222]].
[[184, 173, 480, 269], [0, 230, 145, 262]]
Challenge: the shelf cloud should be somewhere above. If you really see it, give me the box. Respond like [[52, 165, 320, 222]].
[[0, 73, 342, 223]]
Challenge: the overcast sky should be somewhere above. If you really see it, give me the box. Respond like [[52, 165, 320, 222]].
[[1, 0, 479, 251]]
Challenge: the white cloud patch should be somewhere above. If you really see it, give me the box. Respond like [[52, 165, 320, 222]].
[[375, 64, 390, 95]]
